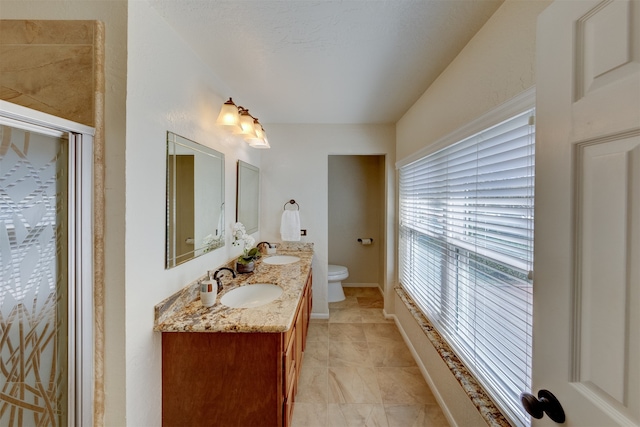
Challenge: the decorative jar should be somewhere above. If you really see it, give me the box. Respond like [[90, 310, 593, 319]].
[[236, 260, 255, 274]]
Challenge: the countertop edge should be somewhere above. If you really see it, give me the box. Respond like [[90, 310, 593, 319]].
[[154, 247, 313, 333]]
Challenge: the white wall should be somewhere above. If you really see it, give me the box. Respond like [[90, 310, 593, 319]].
[[124, 1, 263, 425], [397, 0, 550, 161], [259, 124, 395, 317], [394, 1, 551, 425]]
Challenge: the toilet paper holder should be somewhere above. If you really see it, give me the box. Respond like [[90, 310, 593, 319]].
[[357, 238, 374, 245]]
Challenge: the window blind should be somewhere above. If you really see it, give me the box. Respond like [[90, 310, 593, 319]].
[[399, 108, 535, 427]]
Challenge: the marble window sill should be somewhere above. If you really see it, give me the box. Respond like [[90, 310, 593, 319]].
[[395, 285, 512, 427]]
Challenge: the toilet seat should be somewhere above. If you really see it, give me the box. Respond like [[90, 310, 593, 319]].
[[328, 264, 348, 303], [328, 264, 349, 281]]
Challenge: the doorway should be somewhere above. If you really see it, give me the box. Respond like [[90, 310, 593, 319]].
[[0, 103, 94, 426], [328, 155, 385, 292]]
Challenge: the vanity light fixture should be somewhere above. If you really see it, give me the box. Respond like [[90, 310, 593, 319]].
[[237, 108, 257, 137], [215, 98, 241, 132], [247, 118, 271, 149], [216, 98, 270, 149]]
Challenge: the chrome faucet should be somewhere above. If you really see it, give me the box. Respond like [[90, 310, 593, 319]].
[[256, 241, 273, 253], [212, 267, 236, 293]]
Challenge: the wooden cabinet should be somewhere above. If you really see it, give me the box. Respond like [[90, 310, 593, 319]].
[[162, 271, 312, 427], [280, 271, 311, 426]]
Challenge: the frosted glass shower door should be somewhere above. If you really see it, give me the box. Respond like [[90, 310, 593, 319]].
[[0, 123, 69, 426], [0, 101, 94, 427]]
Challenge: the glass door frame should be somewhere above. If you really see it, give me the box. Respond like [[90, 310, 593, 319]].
[[0, 100, 95, 427]]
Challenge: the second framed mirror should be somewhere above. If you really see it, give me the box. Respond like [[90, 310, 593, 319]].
[[236, 160, 259, 234]]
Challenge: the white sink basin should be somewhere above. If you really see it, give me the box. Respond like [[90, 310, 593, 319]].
[[262, 255, 300, 265], [220, 284, 283, 308]]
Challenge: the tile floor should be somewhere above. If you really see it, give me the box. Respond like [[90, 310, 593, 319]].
[[291, 287, 449, 427]]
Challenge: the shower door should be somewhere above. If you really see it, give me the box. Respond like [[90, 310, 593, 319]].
[[0, 102, 94, 427]]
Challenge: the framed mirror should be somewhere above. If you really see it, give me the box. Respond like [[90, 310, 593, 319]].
[[236, 160, 259, 234], [166, 132, 225, 269]]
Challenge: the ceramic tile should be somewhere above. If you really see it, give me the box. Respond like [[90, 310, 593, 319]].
[[342, 287, 362, 297], [369, 342, 417, 368], [329, 323, 367, 342], [329, 295, 359, 309], [328, 367, 383, 404], [357, 296, 384, 308], [344, 287, 382, 298], [1, 45, 95, 126], [376, 367, 436, 405], [360, 308, 394, 324], [329, 340, 372, 367], [327, 403, 389, 427], [297, 366, 329, 403], [329, 308, 363, 324], [291, 402, 327, 427], [362, 323, 404, 344], [304, 340, 329, 367], [384, 404, 449, 427], [307, 323, 329, 343], [0, 20, 95, 44]]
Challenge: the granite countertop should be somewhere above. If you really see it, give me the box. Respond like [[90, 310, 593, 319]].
[[154, 244, 313, 333]]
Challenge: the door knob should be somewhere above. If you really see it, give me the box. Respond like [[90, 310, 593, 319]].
[[520, 389, 565, 423]]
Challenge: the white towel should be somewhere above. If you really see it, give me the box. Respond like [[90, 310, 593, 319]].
[[280, 210, 301, 241]]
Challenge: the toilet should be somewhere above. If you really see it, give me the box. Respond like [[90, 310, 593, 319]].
[[327, 264, 349, 302]]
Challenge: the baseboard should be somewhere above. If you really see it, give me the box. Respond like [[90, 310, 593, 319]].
[[392, 313, 458, 427], [310, 312, 329, 320], [342, 283, 379, 288]]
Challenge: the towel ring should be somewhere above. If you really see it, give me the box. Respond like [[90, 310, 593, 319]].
[[284, 199, 300, 210]]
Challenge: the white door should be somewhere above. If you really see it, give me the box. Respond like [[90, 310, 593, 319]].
[[534, 0, 640, 425]]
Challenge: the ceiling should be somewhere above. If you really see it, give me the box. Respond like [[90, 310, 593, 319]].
[[148, 0, 504, 124]]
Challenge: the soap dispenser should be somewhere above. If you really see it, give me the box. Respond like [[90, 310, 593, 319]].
[[200, 273, 217, 307]]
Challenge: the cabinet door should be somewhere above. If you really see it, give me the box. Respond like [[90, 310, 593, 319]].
[[284, 325, 296, 397], [284, 368, 296, 427], [301, 286, 309, 351], [295, 304, 304, 379], [306, 274, 313, 330], [162, 332, 282, 427]]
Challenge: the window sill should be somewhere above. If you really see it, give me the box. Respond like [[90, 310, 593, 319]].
[[394, 285, 512, 427]]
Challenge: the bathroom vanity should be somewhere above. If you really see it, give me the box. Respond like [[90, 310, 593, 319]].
[[154, 246, 313, 427]]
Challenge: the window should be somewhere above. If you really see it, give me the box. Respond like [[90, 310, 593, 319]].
[[399, 108, 535, 427]]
